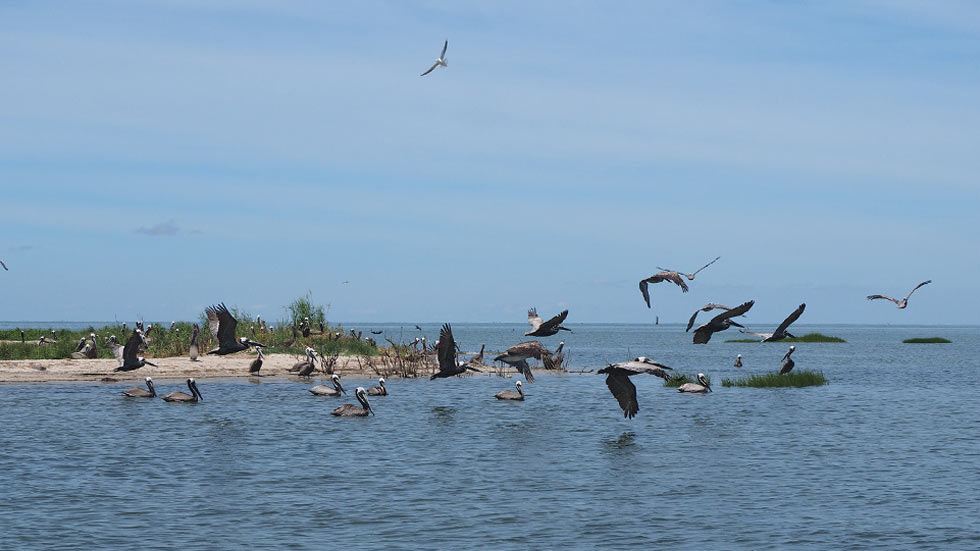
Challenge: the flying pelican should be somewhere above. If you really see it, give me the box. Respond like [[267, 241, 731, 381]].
[[493, 341, 551, 383], [162, 378, 202, 402], [740, 303, 806, 342], [249, 347, 265, 376], [494, 381, 524, 401], [867, 280, 931, 309], [780, 346, 796, 374], [123, 377, 156, 398], [597, 357, 674, 418], [189, 323, 200, 361], [367, 377, 387, 396], [677, 373, 712, 393], [420, 40, 448, 76], [638, 271, 689, 308], [331, 387, 374, 417], [114, 330, 157, 371], [310, 374, 347, 396], [692, 300, 754, 344], [734, 354, 742, 368], [525, 308, 572, 337], [205, 303, 265, 355], [686, 303, 733, 332], [430, 323, 483, 380], [370, 330, 383, 335], [657, 256, 721, 281]]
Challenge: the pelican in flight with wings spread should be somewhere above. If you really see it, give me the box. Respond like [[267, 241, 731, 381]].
[[692, 300, 754, 344], [638, 271, 688, 308], [867, 280, 931, 309], [741, 303, 806, 342], [597, 357, 674, 418], [525, 308, 571, 337], [686, 303, 733, 332], [205, 303, 265, 355], [657, 256, 720, 281], [420, 40, 448, 76]]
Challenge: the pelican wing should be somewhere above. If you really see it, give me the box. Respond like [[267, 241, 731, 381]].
[[122, 330, 142, 366], [686, 303, 732, 332], [739, 329, 772, 338], [904, 280, 931, 300], [638, 279, 652, 308], [527, 308, 543, 331], [604, 370, 639, 419], [710, 300, 754, 324], [420, 62, 440, 76], [206, 303, 238, 347], [512, 359, 535, 383], [538, 309, 569, 332], [436, 323, 457, 374], [773, 303, 806, 335], [691, 256, 721, 276], [440, 39, 447, 59], [866, 294, 899, 304], [508, 341, 549, 360]]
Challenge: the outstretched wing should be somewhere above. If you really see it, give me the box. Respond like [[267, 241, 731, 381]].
[[774, 303, 806, 335], [659, 271, 689, 292], [538, 309, 569, 332], [691, 256, 721, 276], [122, 330, 142, 365], [513, 359, 535, 383], [867, 294, 899, 304], [436, 323, 457, 374], [604, 371, 638, 419], [420, 62, 439, 76], [686, 303, 733, 332], [509, 341, 549, 360], [206, 303, 238, 347], [904, 280, 931, 300], [527, 308, 543, 330], [440, 39, 448, 58], [638, 279, 651, 308], [710, 300, 754, 324]]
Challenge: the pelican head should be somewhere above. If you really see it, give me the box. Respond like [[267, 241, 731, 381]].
[[331, 374, 347, 395], [189, 377, 202, 401], [516, 380, 523, 393], [378, 377, 386, 387], [697, 373, 712, 391], [355, 387, 374, 415]]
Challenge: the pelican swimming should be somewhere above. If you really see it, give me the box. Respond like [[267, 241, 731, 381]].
[[249, 347, 264, 376], [495, 381, 524, 401], [780, 346, 796, 374], [686, 303, 733, 332], [189, 323, 200, 361], [597, 357, 674, 418], [430, 323, 483, 380], [162, 378, 202, 402], [524, 308, 572, 337], [420, 40, 448, 76], [867, 280, 931, 309], [367, 377, 387, 396], [310, 374, 347, 397], [114, 329, 157, 371], [657, 256, 721, 281], [741, 303, 806, 342], [493, 341, 551, 383], [638, 270, 689, 308], [677, 373, 712, 393], [331, 387, 374, 417], [205, 303, 265, 355], [692, 300, 754, 344], [734, 354, 742, 368], [122, 377, 156, 398]]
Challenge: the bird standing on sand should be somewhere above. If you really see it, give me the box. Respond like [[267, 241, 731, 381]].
[[867, 280, 931, 309], [638, 270, 689, 308], [189, 323, 200, 361], [780, 346, 796, 374], [420, 40, 448, 76], [597, 357, 674, 418], [249, 347, 264, 376], [525, 308, 572, 337]]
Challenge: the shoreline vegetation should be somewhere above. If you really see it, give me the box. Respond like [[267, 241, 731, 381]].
[[722, 370, 827, 388], [902, 337, 951, 343], [725, 333, 846, 343]]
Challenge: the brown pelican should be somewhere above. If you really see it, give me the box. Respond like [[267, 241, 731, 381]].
[[420, 40, 448, 76], [525, 308, 572, 337], [84, 333, 98, 359], [367, 377, 387, 396], [331, 387, 374, 417], [38, 335, 57, 345], [657, 256, 721, 281], [867, 280, 931, 309], [162, 378, 202, 402], [740, 303, 806, 342], [780, 346, 796, 374], [469, 344, 486, 366], [638, 271, 689, 308], [734, 354, 742, 368], [370, 330, 383, 335], [71, 337, 88, 358], [290, 347, 318, 374], [249, 347, 265, 376], [430, 324, 483, 380], [677, 373, 712, 393], [280, 325, 298, 348], [123, 377, 156, 398], [692, 300, 754, 344], [310, 374, 347, 396], [686, 303, 733, 332], [189, 323, 200, 361], [114, 330, 157, 371], [205, 303, 265, 355], [493, 341, 551, 383], [542, 341, 565, 370], [597, 357, 674, 418], [495, 381, 524, 401]]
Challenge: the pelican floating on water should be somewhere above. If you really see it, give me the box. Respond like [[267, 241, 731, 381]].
[[657, 256, 721, 281], [430, 323, 483, 380], [734, 354, 742, 368], [867, 280, 931, 309], [524, 308, 571, 337], [741, 303, 805, 342], [677, 373, 712, 393], [114, 330, 157, 372], [780, 346, 796, 374], [331, 387, 374, 417], [638, 270, 689, 308], [597, 357, 675, 418], [367, 378, 387, 396], [122, 377, 156, 398], [495, 381, 524, 401], [692, 300, 754, 344], [310, 374, 347, 397], [162, 378, 202, 402], [420, 40, 448, 76], [205, 303, 265, 355]]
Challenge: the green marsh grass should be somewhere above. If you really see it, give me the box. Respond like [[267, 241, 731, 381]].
[[722, 369, 827, 388], [903, 337, 951, 343], [725, 333, 845, 343]]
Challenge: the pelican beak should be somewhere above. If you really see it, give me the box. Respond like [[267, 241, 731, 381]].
[[145, 360, 158, 367], [368, 404, 375, 416], [339, 382, 347, 395]]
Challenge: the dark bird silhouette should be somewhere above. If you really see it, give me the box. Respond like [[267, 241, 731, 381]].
[[493, 341, 551, 383], [741, 303, 806, 342], [525, 308, 572, 337], [162, 378, 202, 402], [205, 303, 265, 354], [331, 387, 374, 417], [638, 271, 689, 308], [189, 323, 200, 361], [280, 325, 298, 348], [114, 329, 157, 371], [867, 280, 931, 309], [430, 323, 482, 380], [0, 259, 7, 271], [780, 346, 796, 374], [692, 300, 754, 344], [686, 303, 732, 332], [657, 256, 721, 281], [597, 357, 675, 419], [122, 377, 156, 398]]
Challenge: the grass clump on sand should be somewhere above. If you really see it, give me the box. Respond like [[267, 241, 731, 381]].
[[725, 333, 846, 343], [903, 337, 951, 344], [664, 373, 711, 387], [722, 370, 827, 388]]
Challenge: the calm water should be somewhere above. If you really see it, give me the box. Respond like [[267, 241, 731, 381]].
[[1, 323, 979, 549]]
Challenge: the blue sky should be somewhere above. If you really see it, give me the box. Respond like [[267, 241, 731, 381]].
[[2, 1, 978, 325]]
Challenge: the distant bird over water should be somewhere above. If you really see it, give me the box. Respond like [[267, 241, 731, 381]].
[[525, 308, 571, 337], [0, 259, 7, 270], [657, 256, 721, 281], [597, 357, 674, 418], [639, 271, 689, 308], [205, 303, 265, 355], [780, 346, 796, 374], [867, 280, 931, 309], [741, 303, 805, 342], [692, 300, 754, 344], [420, 40, 448, 76]]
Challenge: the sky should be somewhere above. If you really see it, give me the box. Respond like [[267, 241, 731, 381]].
[[1, 1, 979, 325]]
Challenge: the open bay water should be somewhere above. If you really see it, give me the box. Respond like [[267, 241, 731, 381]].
[[1, 323, 978, 549]]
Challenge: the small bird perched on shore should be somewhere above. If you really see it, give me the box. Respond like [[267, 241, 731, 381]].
[[189, 324, 200, 361]]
